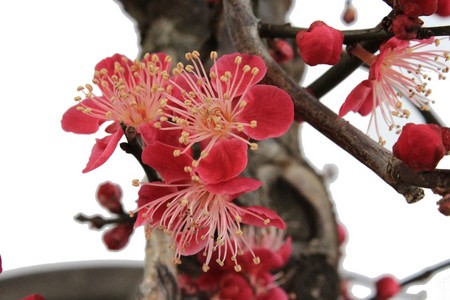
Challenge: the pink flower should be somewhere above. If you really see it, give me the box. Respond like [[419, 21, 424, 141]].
[[134, 142, 285, 272], [296, 21, 343, 66], [393, 123, 446, 171], [159, 51, 294, 182], [398, 0, 437, 17], [193, 227, 291, 299], [340, 37, 449, 144], [61, 53, 172, 172]]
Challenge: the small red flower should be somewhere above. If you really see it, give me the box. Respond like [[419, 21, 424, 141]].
[[96, 181, 124, 214], [393, 123, 445, 171], [296, 21, 343, 66], [102, 223, 134, 251], [160, 51, 294, 182], [61, 53, 172, 173], [375, 275, 401, 300], [135, 142, 285, 271], [398, 0, 437, 17], [436, 0, 450, 16]]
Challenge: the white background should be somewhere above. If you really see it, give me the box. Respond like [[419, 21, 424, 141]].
[[1, 0, 450, 298]]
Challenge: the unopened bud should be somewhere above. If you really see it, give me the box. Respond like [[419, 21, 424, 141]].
[[96, 181, 124, 214]]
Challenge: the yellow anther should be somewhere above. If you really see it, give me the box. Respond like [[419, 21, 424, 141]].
[[250, 143, 258, 151], [192, 160, 199, 167], [180, 198, 188, 206], [250, 120, 257, 128], [234, 265, 242, 272], [263, 219, 270, 225], [192, 50, 200, 59], [153, 122, 161, 128], [200, 151, 209, 158], [210, 51, 218, 60], [74, 96, 82, 101], [234, 56, 242, 65], [173, 149, 181, 157], [85, 84, 93, 92], [235, 229, 243, 237], [202, 264, 210, 272], [216, 259, 224, 267], [252, 67, 260, 76], [253, 257, 261, 265], [172, 257, 182, 265], [185, 52, 193, 61], [239, 100, 247, 108], [132, 179, 140, 187], [186, 65, 194, 73], [242, 65, 251, 73]]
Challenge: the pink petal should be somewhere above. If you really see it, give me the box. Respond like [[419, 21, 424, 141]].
[[197, 139, 248, 184], [94, 54, 132, 93], [238, 85, 294, 140], [177, 227, 209, 256], [82, 130, 124, 173], [212, 53, 267, 97], [241, 206, 286, 229], [205, 176, 262, 197], [141, 141, 192, 183], [61, 99, 104, 134], [135, 184, 178, 228], [339, 80, 374, 117]]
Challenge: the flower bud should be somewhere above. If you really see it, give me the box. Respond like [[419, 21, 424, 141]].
[[375, 275, 401, 300], [341, 4, 357, 25], [102, 223, 134, 250], [436, 0, 450, 16], [96, 181, 124, 214], [296, 21, 343, 66], [437, 196, 450, 216], [398, 0, 437, 17], [393, 123, 445, 171], [268, 39, 294, 64]]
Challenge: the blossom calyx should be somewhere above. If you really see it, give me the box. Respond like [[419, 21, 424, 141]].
[[393, 123, 446, 171], [296, 21, 343, 66]]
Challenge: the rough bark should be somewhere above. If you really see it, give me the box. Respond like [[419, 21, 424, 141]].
[[116, 0, 340, 298]]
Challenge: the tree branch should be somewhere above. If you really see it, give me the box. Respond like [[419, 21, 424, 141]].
[[223, 0, 450, 203]]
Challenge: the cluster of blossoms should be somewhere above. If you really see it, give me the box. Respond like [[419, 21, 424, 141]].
[[62, 50, 294, 276], [293, 2, 450, 174], [178, 227, 291, 299]]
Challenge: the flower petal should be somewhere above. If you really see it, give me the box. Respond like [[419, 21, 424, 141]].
[[82, 130, 124, 173], [197, 139, 248, 184], [205, 176, 262, 197], [61, 99, 105, 134], [241, 206, 286, 229], [238, 85, 294, 140], [339, 80, 374, 117], [211, 53, 266, 97], [141, 141, 192, 183]]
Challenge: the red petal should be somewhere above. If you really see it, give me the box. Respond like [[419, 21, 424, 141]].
[[197, 139, 248, 184], [205, 176, 262, 197], [238, 85, 294, 140], [94, 54, 132, 93], [141, 141, 192, 183], [82, 130, 124, 173], [135, 184, 178, 227], [241, 206, 286, 229], [177, 227, 209, 256], [61, 99, 104, 134], [211, 53, 266, 97], [339, 80, 374, 117]]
